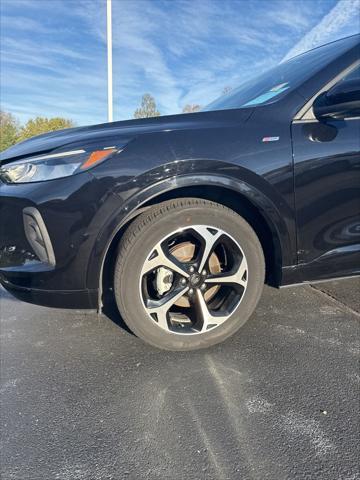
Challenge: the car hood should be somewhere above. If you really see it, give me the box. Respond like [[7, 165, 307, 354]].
[[0, 109, 253, 164]]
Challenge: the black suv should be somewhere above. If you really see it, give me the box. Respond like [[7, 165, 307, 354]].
[[1, 35, 359, 350]]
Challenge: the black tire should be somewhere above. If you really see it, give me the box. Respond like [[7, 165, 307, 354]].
[[114, 198, 265, 351]]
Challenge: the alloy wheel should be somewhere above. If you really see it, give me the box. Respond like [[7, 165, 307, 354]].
[[139, 225, 248, 334]]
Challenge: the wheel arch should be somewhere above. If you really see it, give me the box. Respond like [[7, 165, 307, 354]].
[[142, 185, 283, 285], [94, 174, 293, 310]]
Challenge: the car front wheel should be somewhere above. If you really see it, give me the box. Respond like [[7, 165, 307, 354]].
[[114, 198, 265, 351]]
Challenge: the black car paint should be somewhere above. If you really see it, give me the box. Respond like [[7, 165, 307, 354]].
[[1, 36, 359, 309]]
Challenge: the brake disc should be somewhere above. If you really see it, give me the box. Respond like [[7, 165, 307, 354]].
[[170, 241, 221, 307]]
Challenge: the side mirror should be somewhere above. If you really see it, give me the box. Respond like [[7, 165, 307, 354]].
[[313, 79, 360, 120]]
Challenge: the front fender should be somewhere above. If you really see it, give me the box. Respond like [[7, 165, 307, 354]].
[[86, 162, 296, 293]]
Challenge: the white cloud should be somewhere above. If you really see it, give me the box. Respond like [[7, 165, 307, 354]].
[[3, 0, 356, 125], [283, 0, 360, 60]]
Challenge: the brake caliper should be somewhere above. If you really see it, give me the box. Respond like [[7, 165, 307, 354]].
[[155, 267, 174, 296]]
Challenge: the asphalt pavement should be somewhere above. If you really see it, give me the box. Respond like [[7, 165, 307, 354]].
[[1, 278, 359, 480]]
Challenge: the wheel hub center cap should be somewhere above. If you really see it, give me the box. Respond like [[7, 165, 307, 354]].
[[189, 272, 202, 287]]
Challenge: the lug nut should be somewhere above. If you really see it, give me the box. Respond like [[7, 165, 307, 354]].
[[181, 278, 187, 285], [202, 270, 207, 276], [201, 284, 206, 291], [189, 266, 195, 273], [189, 288, 194, 295]]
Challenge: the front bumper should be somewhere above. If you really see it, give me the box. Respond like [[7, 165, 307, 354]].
[[0, 172, 122, 309], [0, 275, 98, 309]]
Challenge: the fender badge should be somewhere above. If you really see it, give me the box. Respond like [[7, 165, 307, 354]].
[[262, 136, 280, 142]]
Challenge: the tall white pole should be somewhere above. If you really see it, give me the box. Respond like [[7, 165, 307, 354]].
[[106, 0, 113, 122]]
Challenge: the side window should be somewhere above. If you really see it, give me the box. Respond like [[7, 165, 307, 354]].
[[328, 63, 360, 119], [301, 63, 360, 121], [338, 64, 360, 82]]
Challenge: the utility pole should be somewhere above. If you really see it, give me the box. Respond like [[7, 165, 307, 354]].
[[106, 0, 113, 122]]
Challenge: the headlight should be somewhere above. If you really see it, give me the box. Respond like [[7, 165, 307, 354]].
[[0, 146, 122, 184]]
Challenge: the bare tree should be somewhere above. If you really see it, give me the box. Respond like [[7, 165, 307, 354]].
[[222, 86, 232, 95], [182, 104, 201, 113], [134, 94, 160, 118]]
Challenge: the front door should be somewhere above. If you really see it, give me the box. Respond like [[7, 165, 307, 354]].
[[292, 66, 360, 280]]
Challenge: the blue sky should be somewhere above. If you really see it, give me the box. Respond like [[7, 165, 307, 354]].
[[1, 0, 359, 126]]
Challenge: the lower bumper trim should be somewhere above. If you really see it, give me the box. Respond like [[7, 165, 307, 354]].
[[0, 277, 98, 309]]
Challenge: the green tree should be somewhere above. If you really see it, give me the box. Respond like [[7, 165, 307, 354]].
[[18, 117, 75, 142], [134, 94, 160, 119], [0, 111, 20, 151], [182, 104, 201, 113]]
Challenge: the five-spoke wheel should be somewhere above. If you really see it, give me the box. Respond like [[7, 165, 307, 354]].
[[140, 225, 248, 334], [114, 198, 264, 350]]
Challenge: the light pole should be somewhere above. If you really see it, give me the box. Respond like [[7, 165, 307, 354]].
[[106, 0, 113, 122]]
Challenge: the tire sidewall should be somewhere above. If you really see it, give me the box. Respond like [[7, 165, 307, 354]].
[[115, 203, 264, 351]]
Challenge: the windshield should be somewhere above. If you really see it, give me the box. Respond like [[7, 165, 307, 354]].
[[203, 36, 357, 112]]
